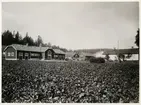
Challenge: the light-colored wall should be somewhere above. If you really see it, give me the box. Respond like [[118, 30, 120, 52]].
[[108, 54, 139, 61], [94, 51, 105, 58], [125, 54, 138, 61], [42, 52, 45, 60], [109, 55, 118, 61]]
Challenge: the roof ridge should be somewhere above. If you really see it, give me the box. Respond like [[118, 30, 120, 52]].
[[12, 44, 49, 48]]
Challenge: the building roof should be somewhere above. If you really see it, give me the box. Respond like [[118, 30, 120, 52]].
[[103, 48, 139, 55], [4, 44, 65, 54], [2, 45, 7, 52], [65, 52, 76, 57], [103, 49, 117, 55], [119, 48, 139, 54], [8, 44, 48, 52], [53, 49, 65, 54]]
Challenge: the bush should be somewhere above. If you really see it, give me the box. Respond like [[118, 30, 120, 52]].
[[65, 58, 69, 61], [90, 57, 105, 63]]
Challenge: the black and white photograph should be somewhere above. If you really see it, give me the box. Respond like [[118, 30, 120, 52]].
[[1, 1, 140, 103]]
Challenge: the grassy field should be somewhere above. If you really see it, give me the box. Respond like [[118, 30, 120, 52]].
[[2, 60, 139, 103]]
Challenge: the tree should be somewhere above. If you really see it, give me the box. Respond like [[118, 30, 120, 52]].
[[19, 35, 23, 44], [42, 43, 48, 47], [14, 31, 20, 44], [22, 32, 29, 44], [22, 32, 35, 46], [118, 53, 125, 62], [35, 35, 43, 46], [126, 53, 132, 59], [125, 46, 133, 59], [135, 28, 139, 47], [2, 30, 14, 45], [47, 42, 52, 47], [105, 54, 110, 61]]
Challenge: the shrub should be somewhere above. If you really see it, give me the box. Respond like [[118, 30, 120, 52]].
[[65, 58, 69, 61], [90, 57, 105, 63]]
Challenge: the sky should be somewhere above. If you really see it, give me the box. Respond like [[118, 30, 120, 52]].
[[2, 2, 139, 50]]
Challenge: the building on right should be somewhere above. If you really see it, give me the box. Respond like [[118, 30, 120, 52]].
[[103, 48, 139, 61]]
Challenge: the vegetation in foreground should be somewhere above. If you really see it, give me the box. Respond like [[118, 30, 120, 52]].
[[2, 60, 139, 103]]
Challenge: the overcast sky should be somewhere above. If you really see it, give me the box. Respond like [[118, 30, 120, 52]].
[[2, 2, 139, 50]]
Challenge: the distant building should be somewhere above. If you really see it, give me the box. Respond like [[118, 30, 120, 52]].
[[94, 51, 105, 58], [65, 52, 79, 60], [65, 51, 94, 61], [4, 44, 65, 60], [103, 48, 139, 61], [78, 52, 94, 61]]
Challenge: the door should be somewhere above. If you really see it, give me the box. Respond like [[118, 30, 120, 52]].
[[46, 50, 53, 60], [25, 53, 29, 60]]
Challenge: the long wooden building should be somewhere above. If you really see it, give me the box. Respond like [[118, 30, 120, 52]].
[[4, 44, 65, 60], [103, 48, 139, 61]]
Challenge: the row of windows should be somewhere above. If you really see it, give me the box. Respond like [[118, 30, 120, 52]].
[[25, 53, 29, 56], [7, 52, 64, 58], [18, 52, 40, 56], [54, 55, 58, 57], [19, 52, 23, 56], [8, 52, 14, 56], [31, 53, 40, 56], [7, 52, 29, 57]]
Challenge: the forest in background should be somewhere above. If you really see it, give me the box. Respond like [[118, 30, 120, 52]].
[[2, 29, 139, 53], [2, 30, 68, 52]]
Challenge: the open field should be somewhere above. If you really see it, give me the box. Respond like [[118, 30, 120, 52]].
[[2, 60, 139, 103]]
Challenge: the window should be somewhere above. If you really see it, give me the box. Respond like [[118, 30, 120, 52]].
[[54, 55, 58, 58], [48, 50, 52, 56], [25, 53, 29, 56], [31, 53, 35, 56], [31, 53, 40, 56], [19, 52, 23, 56], [8, 52, 10, 56], [11, 52, 14, 56]]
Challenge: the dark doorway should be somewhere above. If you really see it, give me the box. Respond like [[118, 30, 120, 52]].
[[19, 56, 23, 60], [25, 53, 29, 60], [45, 49, 54, 60]]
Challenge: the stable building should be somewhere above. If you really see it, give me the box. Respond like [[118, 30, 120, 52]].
[[45, 49, 65, 60], [78, 52, 94, 61], [65, 51, 80, 60], [4, 44, 65, 60], [103, 48, 139, 61], [65, 51, 94, 61]]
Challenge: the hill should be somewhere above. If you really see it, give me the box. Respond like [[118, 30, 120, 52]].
[[74, 48, 114, 54]]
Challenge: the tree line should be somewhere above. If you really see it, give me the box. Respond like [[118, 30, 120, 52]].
[[2, 28, 139, 53], [2, 30, 68, 52]]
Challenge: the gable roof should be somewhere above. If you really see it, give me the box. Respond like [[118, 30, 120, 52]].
[[10, 44, 48, 52], [4, 44, 48, 52], [2, 45, 7, 52], [65, 52, 76, 57], [53, 49, 65, 54], [4, 44, 65, 54]]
